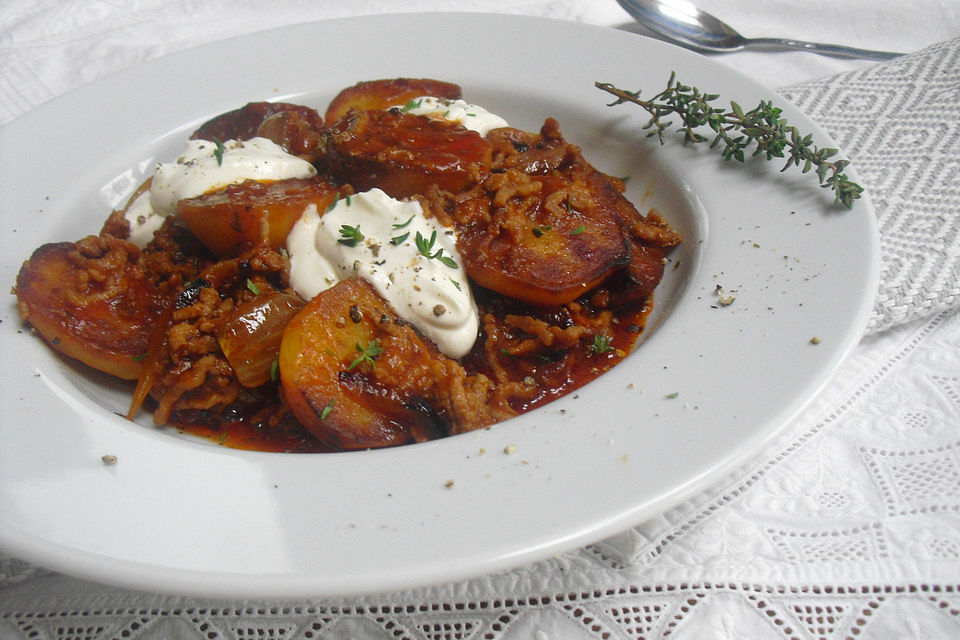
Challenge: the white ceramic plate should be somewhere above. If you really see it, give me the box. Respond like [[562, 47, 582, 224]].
[[0, 13, 879, 598]]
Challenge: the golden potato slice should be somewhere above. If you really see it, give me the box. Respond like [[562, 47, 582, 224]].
[[324, 77, 461, 125], [177, 177, 341, 257], [320, 109, 491, 199], [454, 170, 631, 306], [279, 278, 447, 449], [15, 237, 164, 379]]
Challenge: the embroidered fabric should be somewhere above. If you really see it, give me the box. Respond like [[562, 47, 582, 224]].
[[779, 39, 960, 334], [2, 4, 959, 639]]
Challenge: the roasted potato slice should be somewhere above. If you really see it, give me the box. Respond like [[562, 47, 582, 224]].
[[255, 110, 325, 162], [454, 170, 631, 306], [191, 102, 322, 143], [15, 237, 164, 380], [324, 77, 461, 125], [178, 177, 341, 257], [320, 109, 491, 199], [280, 278, 450, 449]]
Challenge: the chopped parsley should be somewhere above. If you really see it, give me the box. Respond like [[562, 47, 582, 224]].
[[270, 358, 280, 382], [390, 232, 410, 245], [245, 279, 260, 295], [532, 225, 553, 238], [393, 215, 414, 229], [570, 225, 586, 236]]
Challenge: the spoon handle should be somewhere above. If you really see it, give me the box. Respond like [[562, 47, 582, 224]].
[[745, 37, 903, 61]]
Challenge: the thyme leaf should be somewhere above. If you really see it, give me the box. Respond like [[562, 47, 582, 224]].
[[401, 98, 423, 112], [414, 230, 459, 268], [337, 224, 364, 247], [595, 74, 863, 209], [590, 333, 613, 354], [347, 340, 384, 372], [320, 400, 335, 420], [212, 137, 226, 166]]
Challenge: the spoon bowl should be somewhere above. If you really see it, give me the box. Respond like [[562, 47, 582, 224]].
[[617, 0, 903, 60]]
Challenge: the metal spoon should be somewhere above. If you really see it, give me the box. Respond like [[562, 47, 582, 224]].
[[617, 0, 903, 60]]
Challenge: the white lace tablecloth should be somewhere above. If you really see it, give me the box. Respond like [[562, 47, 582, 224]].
[[2, 2, 959, 638]]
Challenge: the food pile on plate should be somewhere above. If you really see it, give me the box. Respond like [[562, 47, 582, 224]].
[[14, 78, 680, 452]]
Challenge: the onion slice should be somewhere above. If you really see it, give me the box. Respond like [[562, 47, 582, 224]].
[[216, 289, 305, 388]]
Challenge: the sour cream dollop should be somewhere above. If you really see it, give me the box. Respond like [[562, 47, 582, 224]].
[[120, 137, 317, 248], [402, 97, 508, 137], [287, 188, 478, 359], [122, 191, 166, 249], [150, 137, 317, 217]]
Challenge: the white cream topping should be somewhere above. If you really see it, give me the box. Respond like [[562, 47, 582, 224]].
[[122, 191, 166, 249], [119, 137, 317, 247], [287, 188, 478, 359], [402, 97, 508, 137], [150, 137, 316, 217]]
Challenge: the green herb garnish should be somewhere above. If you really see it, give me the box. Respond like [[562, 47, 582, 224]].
[[246, 279, 260, 295], [393, 215, 414, 229], [570, 225, 585, 236], [132, 352, 149, 362], [270, 358, 280, 382], [415, 230, 458, 269], [390, 232, 410, 245], [347, 340, 384, 372], [590, 334, 613, 354], [449, 277, 462, 291], [212, 138, 226, 166], [325, 194, 340, 213], [401, 98, 423, 112], [532, 225, 552, 238], [320, 400, 335, 420], [415, 229, 437, 256], [337, 224, 364, 247], [595, 73, 863, 209]]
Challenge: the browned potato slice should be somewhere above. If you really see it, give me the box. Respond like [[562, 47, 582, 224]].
[[255, 110, 325, 162], [320, 109, 491, 199], [279, 278, 446, 449], [324, 77, 461, 125], [191, 102, 322, 143], [454, 170, 631, 306], [178, 177, 340, 257], [15, 237, 164, 379]]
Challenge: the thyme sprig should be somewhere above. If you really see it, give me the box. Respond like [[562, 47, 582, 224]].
[[595, 73, 863, 209], [348, 340, 384, 372], [415, 230, 459, 269]]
